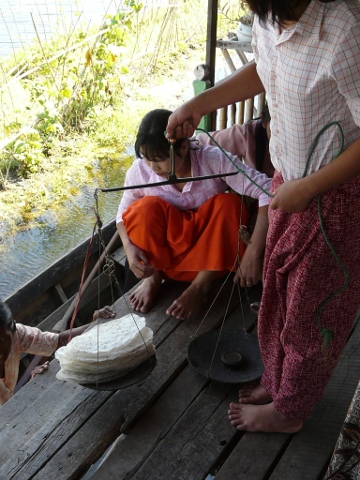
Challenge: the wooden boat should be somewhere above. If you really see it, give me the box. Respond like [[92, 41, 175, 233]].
[[4, 219, 124, 329]]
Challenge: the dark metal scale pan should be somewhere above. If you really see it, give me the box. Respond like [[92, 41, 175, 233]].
[[187, 329, 264, 384]]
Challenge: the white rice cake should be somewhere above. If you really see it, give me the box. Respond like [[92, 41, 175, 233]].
[[55, 313, 155, 384]]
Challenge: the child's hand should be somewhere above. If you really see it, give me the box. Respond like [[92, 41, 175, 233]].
[[31, 361, 50, 378], [93, 306, 116, 321], [271, 178, 314, 213]]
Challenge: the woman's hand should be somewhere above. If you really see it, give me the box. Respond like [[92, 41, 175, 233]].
[[166, 101, 203, 139], [234, 205, 268, 288], [234, 246, 263, 288], [271, 178, 314, 213]]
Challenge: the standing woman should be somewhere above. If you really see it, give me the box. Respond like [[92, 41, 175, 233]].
[[167, 0, 360, 432]]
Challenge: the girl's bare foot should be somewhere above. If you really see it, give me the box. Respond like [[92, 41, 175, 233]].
[[129, 272, 162, 313], [228, 402, 303, 433], [166, 270, 223, 320], [166, 283, 207, 320], [239, 383, 273, 405]]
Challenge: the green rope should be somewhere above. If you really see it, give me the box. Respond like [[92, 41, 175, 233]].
[[198, 121, 348, 350], [170, 122, 348, 350], [196, 127, 274, 198], [302, 121, 348, 350]]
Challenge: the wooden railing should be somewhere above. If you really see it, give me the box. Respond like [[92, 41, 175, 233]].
[[216, 92, 266, 129]]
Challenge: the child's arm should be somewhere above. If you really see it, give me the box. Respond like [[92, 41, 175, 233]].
[[234, 205, 268, 287], [117, 222, 155, 279], [271, 137, 360, 213]]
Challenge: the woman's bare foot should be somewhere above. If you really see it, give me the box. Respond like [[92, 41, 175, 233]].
[[239, 383, 273, 405], [166, 283, 207, 320], [228, 402, 303, 433], [129, 272, 162, 313]]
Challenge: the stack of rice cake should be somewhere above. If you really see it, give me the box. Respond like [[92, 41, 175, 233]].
[[55, 314, 155, 384]]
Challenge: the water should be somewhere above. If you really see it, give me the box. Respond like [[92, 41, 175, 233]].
[[0, 0, 124, 58], [0, 152, 133, 299], [0, 0, 231, 299], [0, 1, 134, 299]]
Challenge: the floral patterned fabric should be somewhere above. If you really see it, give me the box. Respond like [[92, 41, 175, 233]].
[[325, 380, 360, 479]]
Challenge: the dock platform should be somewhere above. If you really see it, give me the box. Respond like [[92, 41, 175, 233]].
[[0, 278, 359, 480]]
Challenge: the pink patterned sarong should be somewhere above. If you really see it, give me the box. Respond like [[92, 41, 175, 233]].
[[259, 171, 360, 419]]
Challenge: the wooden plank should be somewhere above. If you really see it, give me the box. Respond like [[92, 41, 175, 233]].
[[218, 107, 227, 130], [212, 317, 360, 480], [37, 271, 113, 332], [215, 433, 290, 480], [90, 366, 210, 480], [245, 97, 255, 123], [110, 245, 127, 267], [92, 286, 261, 480], [128, 382, 239, 480], [0, 363, 108, 473], [216, 39, 253, 54], [0, 363, 63, 430], [0, 278, 254, 480], [25, 279, 245, 479], [220, 48, 236, 73], [54, 282, 69, 303], [268, 317, 360, 480]]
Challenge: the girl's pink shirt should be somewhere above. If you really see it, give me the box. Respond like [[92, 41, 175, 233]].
[[0, 324, 58, 406], [116, 144, 272, 223]]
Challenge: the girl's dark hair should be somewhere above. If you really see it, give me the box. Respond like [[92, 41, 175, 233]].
[[0, 301, 16, 333], [135, 109, 186, 161], [246, 0, 336, 25]]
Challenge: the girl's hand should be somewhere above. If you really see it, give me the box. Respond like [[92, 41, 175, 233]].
[[271, 178, 314, 213], [127, 243, 155, 279], [31, 361, 50, 378], [92, 306, 116, 321]]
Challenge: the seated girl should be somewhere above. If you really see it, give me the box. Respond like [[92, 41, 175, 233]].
[[116, 109, 272, 320]]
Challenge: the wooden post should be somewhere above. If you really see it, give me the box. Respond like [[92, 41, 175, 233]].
[[206, 0, 218, 129], [193, 64, 212, 132]]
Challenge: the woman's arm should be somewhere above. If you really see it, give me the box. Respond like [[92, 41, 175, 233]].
[[235, 205, 268, 287], [166, 62, 264, 139], [271, 137, 360, 213]]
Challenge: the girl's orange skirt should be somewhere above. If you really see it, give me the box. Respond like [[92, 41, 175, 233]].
[[122, 193, 248, 282]]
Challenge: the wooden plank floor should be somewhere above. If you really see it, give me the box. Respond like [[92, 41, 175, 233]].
[[0, 278, 359, 480]]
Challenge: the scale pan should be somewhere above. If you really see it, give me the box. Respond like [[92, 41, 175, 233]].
[[80, 354, 156, 391], [188, 330, 264, 384]]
